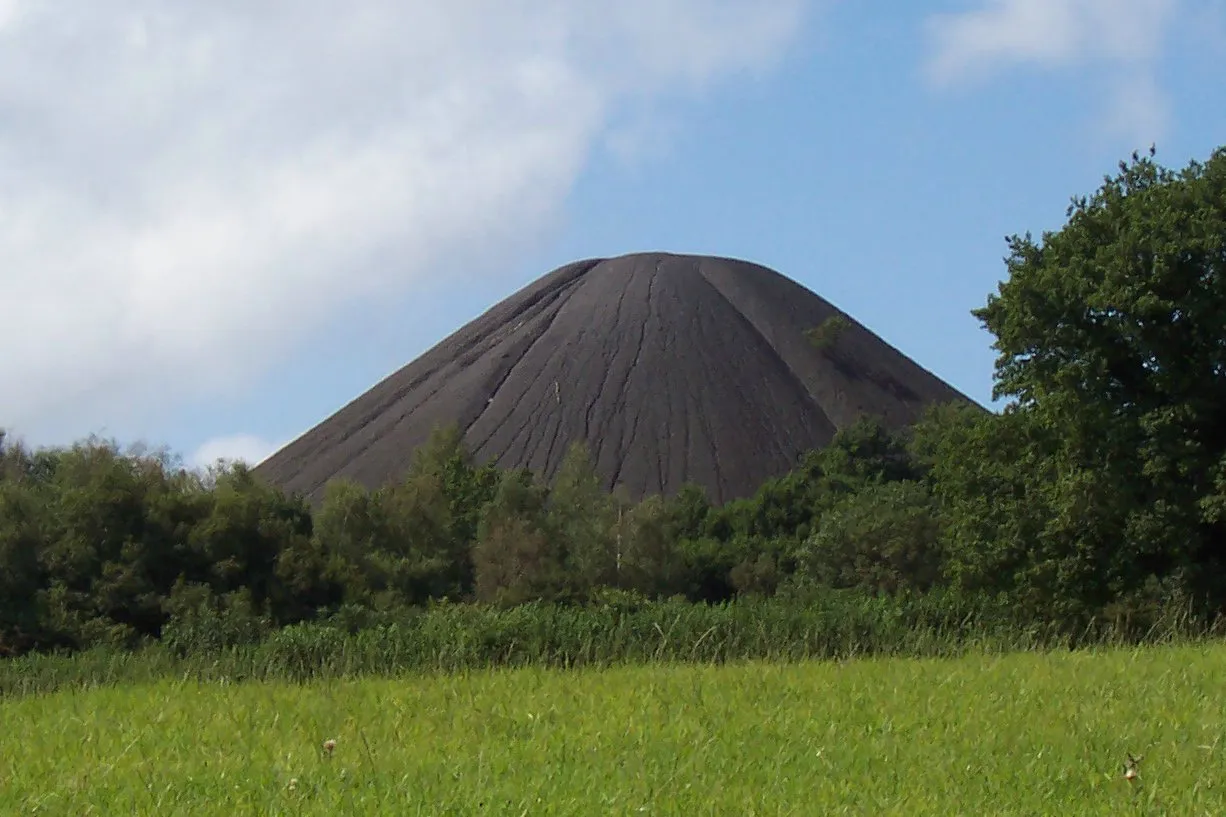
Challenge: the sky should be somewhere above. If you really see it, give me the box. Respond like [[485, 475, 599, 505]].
[[2, 0, 1224, 469]]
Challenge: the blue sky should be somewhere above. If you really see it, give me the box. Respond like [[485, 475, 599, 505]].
[[2, 1, 1224, 467]]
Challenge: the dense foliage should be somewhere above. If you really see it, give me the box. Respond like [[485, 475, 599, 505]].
[[2, 145, 1224, 659]]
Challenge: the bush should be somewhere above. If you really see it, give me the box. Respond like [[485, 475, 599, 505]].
[[798, 480, 943, 594]]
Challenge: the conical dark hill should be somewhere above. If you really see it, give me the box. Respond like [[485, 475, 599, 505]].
[[255, 252, 974, 505]]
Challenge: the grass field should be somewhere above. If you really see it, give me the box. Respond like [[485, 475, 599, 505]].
[[3, 643, 1224, 815]]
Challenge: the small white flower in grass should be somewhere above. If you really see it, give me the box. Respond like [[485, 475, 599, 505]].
[[323, 738, 337, 757], [288, 778, 298, 792], [1123, 752, 1142, 782]]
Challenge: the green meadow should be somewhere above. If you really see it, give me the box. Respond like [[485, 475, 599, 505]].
[[4, 643, 1225, 815]]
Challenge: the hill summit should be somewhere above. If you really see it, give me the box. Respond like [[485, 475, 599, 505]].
[[255, 252, 972, 504]]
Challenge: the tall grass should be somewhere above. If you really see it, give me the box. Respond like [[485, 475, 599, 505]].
[[5, 644, 1226, 813], [4, 588, 1221, 698]]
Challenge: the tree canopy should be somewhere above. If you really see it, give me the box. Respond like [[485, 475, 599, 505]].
[[969, 146, 1226, 612]]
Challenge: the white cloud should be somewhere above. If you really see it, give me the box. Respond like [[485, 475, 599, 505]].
[[1098, 70, 1172, 147], [603, 114, 684, 168], [922, 0, 1180, 143], [190, 433, 283, 470], [0, 1, 810, 444]]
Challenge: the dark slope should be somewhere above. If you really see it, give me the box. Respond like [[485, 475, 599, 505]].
[[255, 252, 974, 505]]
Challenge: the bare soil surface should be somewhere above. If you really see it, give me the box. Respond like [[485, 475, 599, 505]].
[[255, 252, 973, 504]]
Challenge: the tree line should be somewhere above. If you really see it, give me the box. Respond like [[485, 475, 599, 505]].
[[2, 146, 1223, 658]]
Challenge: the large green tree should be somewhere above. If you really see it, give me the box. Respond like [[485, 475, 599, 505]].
[[972, 145, 1226, 610]]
